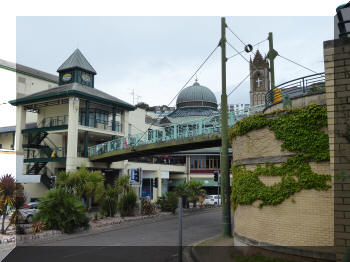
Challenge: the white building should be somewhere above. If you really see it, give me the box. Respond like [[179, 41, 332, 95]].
[[3, 50, 185, 201]]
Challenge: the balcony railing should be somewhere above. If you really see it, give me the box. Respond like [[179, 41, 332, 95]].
[[38, 115, 69, 128], [78, 119, 122, 132], [265, 73, 325, 107]]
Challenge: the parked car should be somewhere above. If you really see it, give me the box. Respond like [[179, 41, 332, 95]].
[[204, 195, 221, 205], [23, 201, 40, 209], [19, 208, 39, 223], [9, 202, 40, 224]]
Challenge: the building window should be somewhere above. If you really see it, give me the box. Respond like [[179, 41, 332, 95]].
[[0, 144, 2, 149], [128, 124, 132, 136]]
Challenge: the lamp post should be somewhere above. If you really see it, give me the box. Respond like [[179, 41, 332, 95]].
[[220, 17, 232, 238]]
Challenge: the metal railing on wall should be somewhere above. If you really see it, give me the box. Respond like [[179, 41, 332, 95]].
[[265, 73, 325, 107]]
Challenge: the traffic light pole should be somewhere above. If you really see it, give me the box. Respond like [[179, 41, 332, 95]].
[[220, 17, 232, 238]]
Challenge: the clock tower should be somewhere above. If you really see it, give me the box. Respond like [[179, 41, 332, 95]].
[[57, 49, 97, 88], [249, 50, 270, 106]]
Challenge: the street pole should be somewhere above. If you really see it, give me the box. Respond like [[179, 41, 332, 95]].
[[178, 197, 183, 262], [220, 17, 232, 238], [267, 32, 278, 90]]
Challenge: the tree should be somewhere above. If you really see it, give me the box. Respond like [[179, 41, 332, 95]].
[[0, 174, 16, 234], [135, 102, 149, 111], [186, 181, 204, 208], [33, 188, 89, 233], [175, 183, 189, 208], [114, 175, 131, 197], [7, 183, 26, 232], [99, 185, 118, 217], [56, 167, 104, 210]]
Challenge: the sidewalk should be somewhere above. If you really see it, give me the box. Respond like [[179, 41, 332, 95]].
[[187, 235, 336, 262]]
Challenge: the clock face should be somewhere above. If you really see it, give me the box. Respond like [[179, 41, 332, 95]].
[[81, 74, 91, 84], [62, 73, 72, 82]]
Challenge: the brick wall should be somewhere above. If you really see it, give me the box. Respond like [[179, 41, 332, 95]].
[[232, 124, 333, 247], [324, 38, 350, 261]]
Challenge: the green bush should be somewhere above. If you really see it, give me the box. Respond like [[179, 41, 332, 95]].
[[118, 190, 137, 217], [157, 192, 178, 214], [33, 188, 89, 233], [99, 185, 118, 217]]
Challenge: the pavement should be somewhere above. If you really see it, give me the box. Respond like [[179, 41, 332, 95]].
[[2, 207, 222, 262]]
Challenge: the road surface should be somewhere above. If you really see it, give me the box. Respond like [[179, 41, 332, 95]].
[[4, 208, 227, 262]]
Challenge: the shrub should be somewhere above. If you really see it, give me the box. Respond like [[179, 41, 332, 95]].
[[118, 190, 137, 217], [141, 198, 157, 216], [157, 192, 178, 214], [99, 185, 118, 217], [33, 188, 89, 233]]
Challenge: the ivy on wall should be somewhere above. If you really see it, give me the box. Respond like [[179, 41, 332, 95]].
[[229, 104, 331, 210]]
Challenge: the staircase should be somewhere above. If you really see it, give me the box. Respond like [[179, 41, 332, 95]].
[[24, 131, 55, 175]]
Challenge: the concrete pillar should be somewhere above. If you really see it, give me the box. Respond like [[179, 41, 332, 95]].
[[121, 110, 129, 136], [157, 169, 162, 198], [186, 156, 191, 182], [66, 97, 79, 172], [15, 105, 26, 154]]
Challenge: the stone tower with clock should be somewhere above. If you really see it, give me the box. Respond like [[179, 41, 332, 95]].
[[57, 49, 96, 88], [249, 50, 270, 106]]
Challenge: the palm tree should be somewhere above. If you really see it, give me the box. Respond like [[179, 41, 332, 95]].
[[7, 183, 26, 232], [186, 181, 203, 208], [114, 175, 131, 197], [56, 167, 104, 211], [0, 174, 16, 234], [175, 183, 189, 208]]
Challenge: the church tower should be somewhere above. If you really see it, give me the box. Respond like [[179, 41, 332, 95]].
[[249, 50, 270, 106]]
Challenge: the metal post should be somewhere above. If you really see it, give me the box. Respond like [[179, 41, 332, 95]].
[[220, 17, 232, 238], [267, 32, 278, 90], [178, 197, 183, 262]]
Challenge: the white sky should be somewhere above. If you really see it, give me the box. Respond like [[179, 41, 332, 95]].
[[1, 1, 344, 108]]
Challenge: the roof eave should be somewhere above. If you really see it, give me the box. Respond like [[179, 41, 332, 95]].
[[9, 90, 136, 111]]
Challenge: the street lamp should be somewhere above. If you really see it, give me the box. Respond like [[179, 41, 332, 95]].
[[336, 2, 350, 39]]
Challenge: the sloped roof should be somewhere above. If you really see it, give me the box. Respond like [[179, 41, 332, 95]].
[[0, 58, 58, 83], [9, 83, 135, 110], [57, 49, 97, 74]]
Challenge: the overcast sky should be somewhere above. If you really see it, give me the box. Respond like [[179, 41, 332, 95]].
[[16, 16, 333, 106]]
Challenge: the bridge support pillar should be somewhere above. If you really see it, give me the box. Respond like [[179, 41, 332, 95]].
[[157, 169, 162, 198]]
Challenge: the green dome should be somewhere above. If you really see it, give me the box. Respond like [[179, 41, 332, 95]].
[[176, 81, 218, 109]]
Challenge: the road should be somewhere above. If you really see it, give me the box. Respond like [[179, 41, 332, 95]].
[[3, 208, 226, 262]]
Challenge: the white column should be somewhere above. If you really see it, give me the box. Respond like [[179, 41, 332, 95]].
[[186, 156, 191, 182], [157, 169, 162, 198], [15, 105, 26, 154], [66, 97, 79, 172], [121, 110, 129, 136]]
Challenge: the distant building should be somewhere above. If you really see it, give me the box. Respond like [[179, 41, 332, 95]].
[[228, 103, 250, 113]]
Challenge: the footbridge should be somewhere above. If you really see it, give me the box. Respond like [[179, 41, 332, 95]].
[[88, 105, 264, 162]]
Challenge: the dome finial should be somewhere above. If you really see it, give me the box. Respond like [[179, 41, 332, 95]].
[[194, 75, 199, 85]]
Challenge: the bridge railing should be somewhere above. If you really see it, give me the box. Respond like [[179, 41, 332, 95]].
[[88, 104, 265, 158], [265, 73, 325, 107]]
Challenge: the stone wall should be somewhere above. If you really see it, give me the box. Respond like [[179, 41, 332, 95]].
[[324, 38, 350, 261], [232, 126, 334, 247]]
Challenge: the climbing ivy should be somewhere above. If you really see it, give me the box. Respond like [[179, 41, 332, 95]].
[[230, 104, 331, 210]]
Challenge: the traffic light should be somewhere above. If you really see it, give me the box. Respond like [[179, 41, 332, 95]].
[[154, 177, 158, 188], [134, 169, 140, 183], [213, 171, 219, 182]]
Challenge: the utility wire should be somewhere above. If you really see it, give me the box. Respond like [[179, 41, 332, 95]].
[[227, 38, 267, 60], [135, 42, 221, 144], [226, 25, 247, 47], [226, 41, 251, 64], [278, 54, 318, 74]]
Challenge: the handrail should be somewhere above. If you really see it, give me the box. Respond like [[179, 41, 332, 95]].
[[38, 115, 68, 128], [265, 72, 325, 107]]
